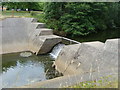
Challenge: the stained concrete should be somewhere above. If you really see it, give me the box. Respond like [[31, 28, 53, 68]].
[[98, 39, 118, 71], [19, 68, 118, 88], [55, 39, 118, 79], [0, 18, 62, 54], [30, 35, 62, 54], [1, 18, 32, 54], [55, 44, 81, 75], [38, 28, 53, 36]]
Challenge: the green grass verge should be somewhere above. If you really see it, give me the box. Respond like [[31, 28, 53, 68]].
[[1, 10, 45, 22], [65, 75, 118, 88], [2, 11, 31, 17], [68, 80, 118, 88]]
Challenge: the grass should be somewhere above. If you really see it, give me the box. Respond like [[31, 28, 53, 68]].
[[2, 11, 31, 17], [0, 11, 32, 20], [67, 75, 118, 88], [68, 80, 118, 88], [1, 10, 45, 23]]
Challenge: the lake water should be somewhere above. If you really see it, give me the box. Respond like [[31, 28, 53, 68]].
[[1, 52, 62, 88]]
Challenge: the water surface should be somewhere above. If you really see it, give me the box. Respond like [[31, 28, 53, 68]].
[[1, 52, 61, 88]]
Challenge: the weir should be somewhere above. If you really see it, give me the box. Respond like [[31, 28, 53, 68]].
[[0, 18, 119, 88], [0, 18, 77, 55]]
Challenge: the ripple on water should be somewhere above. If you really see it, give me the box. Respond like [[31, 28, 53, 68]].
[[1, 52, 61, 88]]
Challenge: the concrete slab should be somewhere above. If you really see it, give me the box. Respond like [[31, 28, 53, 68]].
[[98, 39, 119, 71], [33, 23, 46, 29], [19, 68, 118, 88], [55, 44, 81, 75], [1, 18, 62, 55], [39, 28, 53, 36], [55, 41, 105, 75], [36, 35, 62, 54], [1, 18, 32, 54]]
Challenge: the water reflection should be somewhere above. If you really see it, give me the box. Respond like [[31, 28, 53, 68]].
[[1, 52, 62, 88]]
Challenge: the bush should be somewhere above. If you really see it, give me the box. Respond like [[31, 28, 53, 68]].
[[44, 2, 120, 37]]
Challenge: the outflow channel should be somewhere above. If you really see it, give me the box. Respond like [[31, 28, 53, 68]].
[[1, 44, 64, 88]]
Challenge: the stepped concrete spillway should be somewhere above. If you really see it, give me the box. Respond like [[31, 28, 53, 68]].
[[0, 18, 63, 54], [0, 18, 119, 88], [21, 38, 118, 88]]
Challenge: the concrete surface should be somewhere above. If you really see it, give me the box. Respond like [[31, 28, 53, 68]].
[[55, 39, 119, 76], [38, 28, 53, 36], [1, 18, 118, 88], [55, 41, 105, 75], [19, 68, 118, 88], [1, 18, 32, 54], [0, 18, 62, 55], [55, 44, 81, 75], [36, 35, 62, 54]]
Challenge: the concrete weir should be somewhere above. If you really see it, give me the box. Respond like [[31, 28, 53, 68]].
[[55, 39, 119, 75], [0, 18, 119, 88], [0, 18, 63, 54], [20, 38, 119, 88]]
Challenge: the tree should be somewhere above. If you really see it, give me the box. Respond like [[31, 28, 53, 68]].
[[44, 2, 120, 37], [44, 2, 117, 36], [2, 2, 42, 12], [44, 2, 66, 30]]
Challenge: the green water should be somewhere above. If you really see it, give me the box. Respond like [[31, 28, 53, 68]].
[[1, 52, 61, 88], [68, 29, 120, 43]]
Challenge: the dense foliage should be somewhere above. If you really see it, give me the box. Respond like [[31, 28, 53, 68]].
[[2, 2, 120, 37], [44, 2, 120, 37]]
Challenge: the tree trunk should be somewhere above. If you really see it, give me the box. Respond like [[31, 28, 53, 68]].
[[2, 5, 3, 11], [28, 8, 31, 13]]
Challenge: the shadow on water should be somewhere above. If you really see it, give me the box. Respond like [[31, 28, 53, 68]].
[[1, 52, 62, 88], [68, 29, 120, 43]]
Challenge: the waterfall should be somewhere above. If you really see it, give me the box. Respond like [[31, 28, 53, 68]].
[[50, 44, 65, 59]]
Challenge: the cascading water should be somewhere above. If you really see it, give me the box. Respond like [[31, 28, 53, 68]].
[[50, 44, 65, 59]]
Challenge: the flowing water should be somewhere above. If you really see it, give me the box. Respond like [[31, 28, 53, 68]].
[[1, 44, 64, 88], [50, 44, 65, 59]]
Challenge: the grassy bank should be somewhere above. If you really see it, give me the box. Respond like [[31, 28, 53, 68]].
[[1, 11, 31, 18], [68, 80, 118, 88], [65, 75, 118, 88], [1, 10, 45, 22]]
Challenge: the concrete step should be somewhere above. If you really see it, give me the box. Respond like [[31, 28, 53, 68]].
[[100, 39, 119, 70], [33, 23, 46, 28], [31, 18, 38, 22], [30, 28, 53, 40], [37, 28, 53, 36], [104, 39, 118, 53], [29, 35, 62, 55], [36, 35, 62, 54]]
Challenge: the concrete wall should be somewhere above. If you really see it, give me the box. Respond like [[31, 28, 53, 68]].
[[0, 17, 83, 55], [1, 18, 32, 54], [55, 39, 119, 76], [0, 18, 63, 54]]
